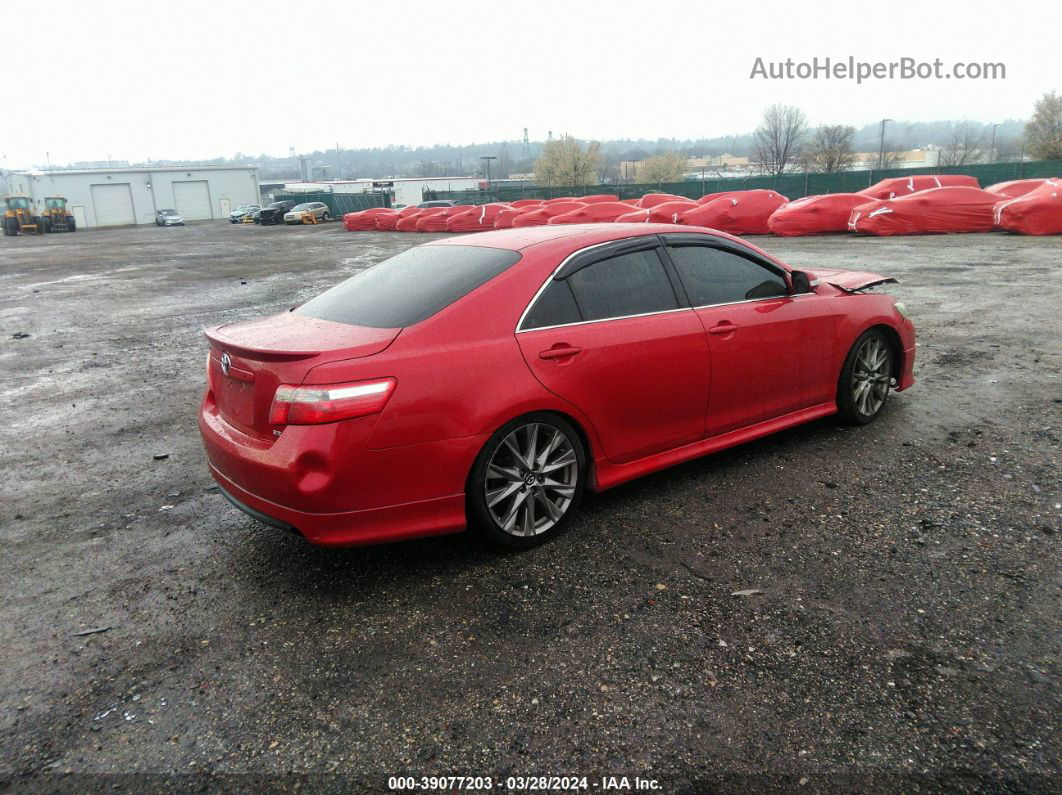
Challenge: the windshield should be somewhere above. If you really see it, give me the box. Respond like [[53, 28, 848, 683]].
[[7, 198, 30, 209], [267, 202, 288, 209], [297, 245, 521, 329], [291, 203, 311, 211], [45, 198, 66, 209], [160, 209, 178, 216]]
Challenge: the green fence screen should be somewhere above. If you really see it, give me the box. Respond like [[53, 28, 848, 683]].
[[432, 160, 1062, 205], [272, 191, 390, 214]]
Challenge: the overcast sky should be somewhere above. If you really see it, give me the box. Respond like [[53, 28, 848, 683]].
[[5, 0, 1058, 168]]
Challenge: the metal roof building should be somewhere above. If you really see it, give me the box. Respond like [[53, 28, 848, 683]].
[[6, 165, 259, 228]]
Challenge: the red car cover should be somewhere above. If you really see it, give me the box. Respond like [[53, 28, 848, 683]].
[[574, 194, 620, 204], [511, 202, 587, 227], [677, 190, 788, 235], [858, 174, 979, 200], [696, 191, 738, 205], [849, 186, 1002, 236], [493, 207, 529, 228], [542, 197, 578, 205], [445, 203, 512, 232], [547, 202, 639, 224], [343, 207, 397, 231], [510, 199, 543, 208], [616, 201, 698, 224], [396, 208, 444, 232], [993, 179, 1062, 235], [986, 178, 1052, 199], [637, 193, 688, 208], [766, 193, 870, 236], [415, 205, 472, 232], [375, 206, 421, 231]]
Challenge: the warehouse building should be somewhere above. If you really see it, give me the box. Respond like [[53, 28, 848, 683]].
[[6, 165, 259, 228]]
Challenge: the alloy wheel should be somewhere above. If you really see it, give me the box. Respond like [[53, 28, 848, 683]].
[[852, 336, 892, 416], [484, 422, 579, 537]]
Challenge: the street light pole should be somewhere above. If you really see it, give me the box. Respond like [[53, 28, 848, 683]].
[[877, 118, 892, 170], [990, 124, 999, 163]]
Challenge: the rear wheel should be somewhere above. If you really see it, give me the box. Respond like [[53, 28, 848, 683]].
[[837, 329, 894, 425], [68, 217, 76, 232], [322, 211, 331, 222], [468, 413, 586, 549]]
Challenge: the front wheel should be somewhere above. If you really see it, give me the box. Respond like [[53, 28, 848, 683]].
[[322, 211, 331, 222], [837, 329, 894, 425], [468, 413, 586, 549]]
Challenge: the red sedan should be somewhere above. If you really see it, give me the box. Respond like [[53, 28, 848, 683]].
[[199, 224, 915, 549]]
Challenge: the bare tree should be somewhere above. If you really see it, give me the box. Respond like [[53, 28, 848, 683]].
[[1025, 91, 1062, 160], [533, 135, 603, 187], [936, 122, 987, 167], [752, 104, 808, 176], [804, 125, 857, 173], [638, 151, 689, 184], [877, 146, 906, 170]]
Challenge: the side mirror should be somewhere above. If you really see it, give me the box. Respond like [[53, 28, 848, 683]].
[[790, 270, 813, 295]]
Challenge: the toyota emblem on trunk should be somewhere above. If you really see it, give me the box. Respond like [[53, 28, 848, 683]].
[[221, 352, 231, 375]]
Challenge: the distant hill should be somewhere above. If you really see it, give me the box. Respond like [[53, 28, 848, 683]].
[[40, 119, 1027, 180]]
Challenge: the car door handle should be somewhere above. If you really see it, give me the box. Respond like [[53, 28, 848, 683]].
[[539, 345, 582, 360], [708, 322, 739, 335]]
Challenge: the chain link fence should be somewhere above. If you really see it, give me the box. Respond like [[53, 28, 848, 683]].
[[431, 160, 1062, 205], [272, 191, 390, 215]]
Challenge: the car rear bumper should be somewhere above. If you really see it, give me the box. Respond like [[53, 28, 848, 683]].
[[210, 465, 466, 546], [199, 400, 483, 546]]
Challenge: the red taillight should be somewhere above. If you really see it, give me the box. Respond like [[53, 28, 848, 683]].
[[269, 378, 396, 425]]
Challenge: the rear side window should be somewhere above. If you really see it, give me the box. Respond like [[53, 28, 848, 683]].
[[297, 245, 521, 328], [522, 281, 582, 330], [667, 245, 787, 306], [566, 248, 678, 323]]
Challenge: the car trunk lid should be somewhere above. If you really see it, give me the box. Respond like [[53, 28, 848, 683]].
[[204, 312, 399, 439]]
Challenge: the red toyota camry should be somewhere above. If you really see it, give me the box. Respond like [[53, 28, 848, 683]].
[[199, 224, 915, 549]]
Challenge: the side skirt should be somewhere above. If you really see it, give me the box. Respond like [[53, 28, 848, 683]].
[[591, 402, 838, 492]]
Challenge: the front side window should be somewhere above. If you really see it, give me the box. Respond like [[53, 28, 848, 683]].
[[297, 244, 521, 329], [566, 248, 679, 323], [667, 245, 787, 306], [291, 203, 310, 211]]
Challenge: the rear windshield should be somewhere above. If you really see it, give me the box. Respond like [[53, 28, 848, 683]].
[[297, 245, 521, 328]]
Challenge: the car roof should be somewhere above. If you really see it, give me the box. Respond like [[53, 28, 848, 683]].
[[424, 223, 791, 271], [425, 223, 732, 252]]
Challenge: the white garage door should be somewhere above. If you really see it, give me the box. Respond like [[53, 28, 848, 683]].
[[90, 183, 135, 227], [173, 180, 212, 220]]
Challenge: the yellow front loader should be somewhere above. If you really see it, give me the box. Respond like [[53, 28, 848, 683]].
[[2, 196, 43, 236]]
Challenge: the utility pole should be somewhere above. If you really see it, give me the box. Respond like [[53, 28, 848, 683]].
[[989, 123, 999, 163], [336, 143, 341, 180], [481, 156, 497, 201], [877, 118, 891, 169]]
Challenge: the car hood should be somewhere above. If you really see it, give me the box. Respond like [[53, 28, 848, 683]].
[[804, 268, 896, 293]]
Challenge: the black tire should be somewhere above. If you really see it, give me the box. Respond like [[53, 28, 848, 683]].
[[836, 328, 894, 425], [68, 217, 76, 232], [2, 219, 11, 236], [322, 211, 331, 222], [42, 218, 52, 233], [467, 412, 587, 549]]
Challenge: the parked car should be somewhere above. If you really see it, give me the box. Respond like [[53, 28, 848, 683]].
[[229, 204, 261, 223], [257, 200, 296, 226], [284, 202, 331, 224], [416, 200, 456, 209], [200, 224, 915, 549], [155, 209, 184, 226]]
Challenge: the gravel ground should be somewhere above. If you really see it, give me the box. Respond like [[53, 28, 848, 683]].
[[0, 221, 1058, 792]]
